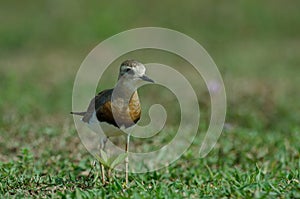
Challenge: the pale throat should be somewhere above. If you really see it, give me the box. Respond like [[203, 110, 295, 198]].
[[113, 76, 140, 101]]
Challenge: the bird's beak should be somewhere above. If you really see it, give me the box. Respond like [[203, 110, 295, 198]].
[[140, 75, 154, 83]]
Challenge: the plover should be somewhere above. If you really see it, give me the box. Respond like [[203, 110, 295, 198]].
[[71, 60, 154, 184]]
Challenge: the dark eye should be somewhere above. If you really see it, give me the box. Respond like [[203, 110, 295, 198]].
[[125, 68, 131, 72]]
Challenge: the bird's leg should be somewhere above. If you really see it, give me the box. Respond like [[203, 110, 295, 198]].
[[125, 134, 130, 185], [87, 136, 108, 181], [100, 136, 108, 184], [87, 159, 96, 179], [102, 136, 108, 151]]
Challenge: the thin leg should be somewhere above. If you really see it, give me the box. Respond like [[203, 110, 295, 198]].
[[87, 159, 97, 179], [125, 134, 130, 185], [100, 164, 105, 184], [102, 136, 108, 151], [100, 136, 108, 184]]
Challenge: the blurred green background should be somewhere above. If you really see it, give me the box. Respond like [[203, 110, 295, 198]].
[[0, 0, 299, 197], [1, 0, 299, 161], [1, 0, 299, 156]]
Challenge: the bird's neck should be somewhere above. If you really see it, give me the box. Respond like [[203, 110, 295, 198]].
[[113, 78, 138, 100]]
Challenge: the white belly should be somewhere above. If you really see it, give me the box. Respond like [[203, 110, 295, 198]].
[[85, 111, 128, 137]]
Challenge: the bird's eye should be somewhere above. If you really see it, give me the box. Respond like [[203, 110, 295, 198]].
[[125, 68, 131, 72]]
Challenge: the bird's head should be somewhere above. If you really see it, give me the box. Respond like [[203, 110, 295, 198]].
[[118, 60, 154, 83]]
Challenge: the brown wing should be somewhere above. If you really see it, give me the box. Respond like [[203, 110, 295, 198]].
[[83, 89, 141, 128], [95, 91, 141, 128], [82, 89, 114, 124], [95, 96, 118, 127]]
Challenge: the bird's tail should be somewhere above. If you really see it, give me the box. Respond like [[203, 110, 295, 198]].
[[70, 111, 86, 116]]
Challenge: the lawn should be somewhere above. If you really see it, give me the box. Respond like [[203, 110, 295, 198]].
[[0, 1, 300, 198]]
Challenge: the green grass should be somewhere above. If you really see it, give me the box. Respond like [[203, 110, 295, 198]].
[[0, 128, 299, 198], [1, 0, 300, 198]]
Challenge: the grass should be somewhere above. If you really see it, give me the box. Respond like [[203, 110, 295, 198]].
[[1, 0, 300, 198], [0, 128, 299, 198]]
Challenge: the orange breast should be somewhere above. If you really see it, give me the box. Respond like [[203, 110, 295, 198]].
[[128, 92, 141, 123], [97, 91, 141, 128]]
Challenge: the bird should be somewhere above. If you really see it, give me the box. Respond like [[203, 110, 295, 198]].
[[71, 60, 154, 185]]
